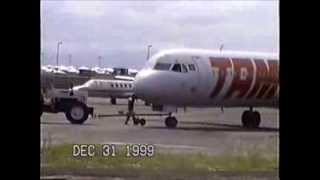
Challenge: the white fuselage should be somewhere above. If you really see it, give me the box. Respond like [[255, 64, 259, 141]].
[[134, 49, 279, 108], [74, 79, 134, 99]]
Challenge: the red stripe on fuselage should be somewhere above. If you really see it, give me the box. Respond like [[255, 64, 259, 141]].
[[209, 57, 279, 100], [252, 60, 278, 99], [247, 59, 269, 99], [265, 85, 277, 99], [264, 60, 279, 99], [256, 84, 270, 99], [224, 58, 254, 99], [209, 57, 232, 98]]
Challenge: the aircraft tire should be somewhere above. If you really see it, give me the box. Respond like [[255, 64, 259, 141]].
[[165, 116, 178, 128], [65, 102, 89, 124], [241, 110, 250, 128], [241, 110, 261, 129], [252, 111, 261, 128], [111, 98, 117, 105]]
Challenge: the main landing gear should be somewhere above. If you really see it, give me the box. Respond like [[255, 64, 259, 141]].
[[241, 107, 261, 129], [165, 113, 178, 128]]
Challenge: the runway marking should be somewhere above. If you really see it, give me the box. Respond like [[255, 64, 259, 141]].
[[104, 141, 212, 151]]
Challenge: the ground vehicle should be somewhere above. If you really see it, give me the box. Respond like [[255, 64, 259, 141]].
[[40, 88, 94, 124]]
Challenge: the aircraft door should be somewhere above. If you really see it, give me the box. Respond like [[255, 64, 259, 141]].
[[175, 57, 201, 103], [190, 56, 212, 102], [168, 56, 202, 105], [189, 58, 201, 97]]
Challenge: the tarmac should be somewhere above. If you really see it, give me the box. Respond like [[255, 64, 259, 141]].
[[40, 97, 279, 179], [41, 97, 278, 153]]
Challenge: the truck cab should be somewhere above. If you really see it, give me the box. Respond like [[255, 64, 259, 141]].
[[41, 88, 93, 124]]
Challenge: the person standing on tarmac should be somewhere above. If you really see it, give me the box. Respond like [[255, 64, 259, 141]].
[[125, 95, 136, 125]]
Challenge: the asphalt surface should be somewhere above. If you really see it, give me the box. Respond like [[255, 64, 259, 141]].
[[40, 97, 279, 179], [41, 98, 278, 154]]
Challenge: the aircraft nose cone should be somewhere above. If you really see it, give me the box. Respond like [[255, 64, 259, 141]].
[[134, 76, 147, 99], [133, 69, 155, 100]]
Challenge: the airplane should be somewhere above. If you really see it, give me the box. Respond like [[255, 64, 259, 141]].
[[73, 79, 134, 105], [41, 66, 137, 105], [133, 48, 279, 129]]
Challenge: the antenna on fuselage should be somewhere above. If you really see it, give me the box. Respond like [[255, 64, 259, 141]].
[[219, 44, 224, 52]]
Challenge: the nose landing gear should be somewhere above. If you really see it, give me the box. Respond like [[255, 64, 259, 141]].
[[241, 107, 261, 129], [165, 113, 178, 128]]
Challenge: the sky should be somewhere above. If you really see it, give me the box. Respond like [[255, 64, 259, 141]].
[[41, 0, 279, 69]]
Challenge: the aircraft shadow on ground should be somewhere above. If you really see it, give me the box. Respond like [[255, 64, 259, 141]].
[[145, 120, 278, 133]]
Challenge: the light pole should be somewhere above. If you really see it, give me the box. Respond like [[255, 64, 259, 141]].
[[56, 41, 63, 66], [146, 45, 152, 60], [68, 54, 72, 66], [219, 44, 224, 52], [98, 56, 102, 67]]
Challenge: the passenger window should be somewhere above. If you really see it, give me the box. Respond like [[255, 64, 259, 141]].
[[120, 84, 123, 88], [188, 64, 196, 71], [129, 84, 132, 88], [181, 64, 188, 73], [111, 83, 114, 88], [115, 84, 118, 88], [124, 84, 127, 88], [171, 64, 181, 72]]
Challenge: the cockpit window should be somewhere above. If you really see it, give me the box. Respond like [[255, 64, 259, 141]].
[[171, 63, 181, 72], [154, 63, 172, 70], [181, 64, 188, 73], [188, 64, 196, 71], [171, 63, 189, 73]]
